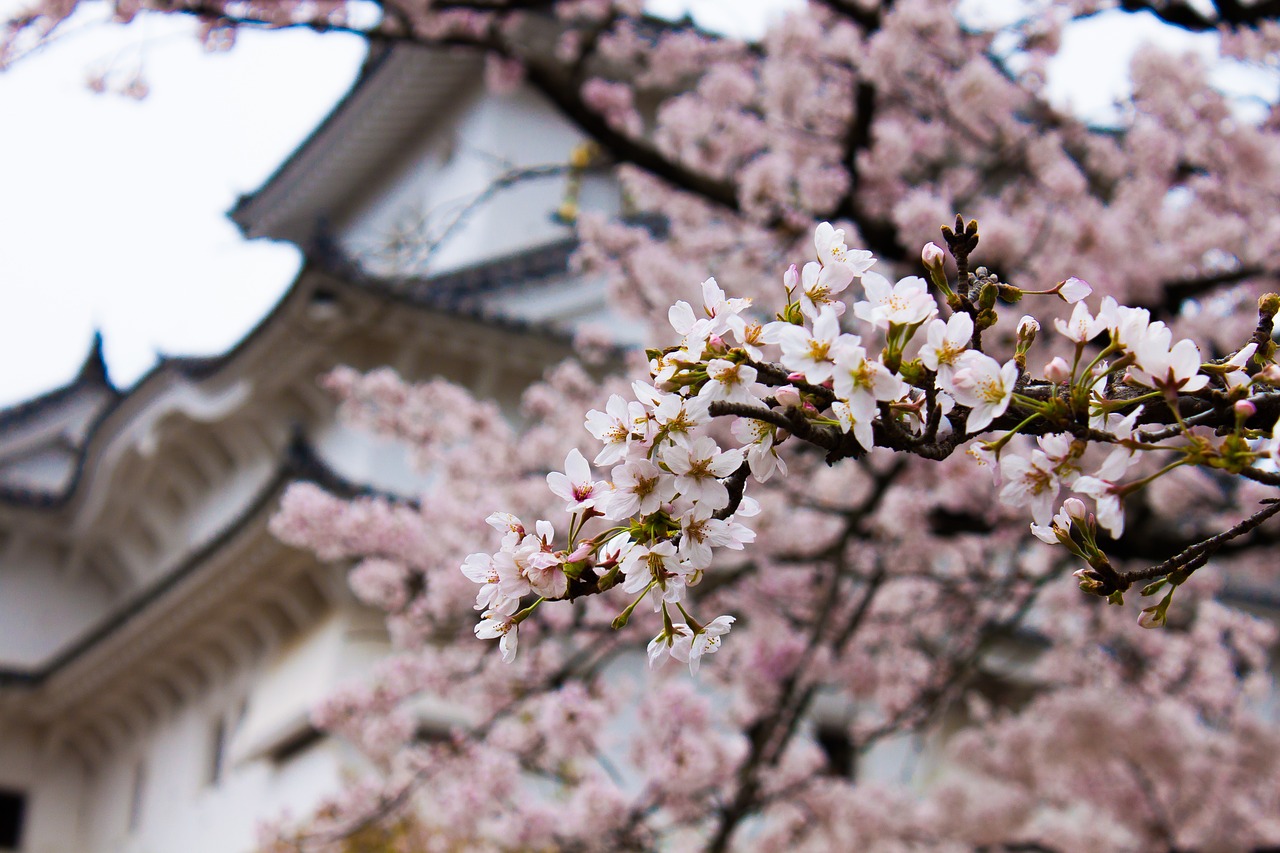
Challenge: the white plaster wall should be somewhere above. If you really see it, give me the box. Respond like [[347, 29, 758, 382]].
[[0, 448, 80, 495], [24, 609, 381, 853], [0, 541, 114, 669], [338, 85, 603, 277], [312, 420, 433, 497], [0, 726, 86, 853]]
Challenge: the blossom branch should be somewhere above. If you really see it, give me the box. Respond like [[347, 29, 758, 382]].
[[1116, 499, 1280, 588]]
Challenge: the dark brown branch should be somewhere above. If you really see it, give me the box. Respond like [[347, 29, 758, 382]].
[[1114, 0, 1280, 32], [1114, 499, 1280, 587], [1152, 266, 1267, 317]]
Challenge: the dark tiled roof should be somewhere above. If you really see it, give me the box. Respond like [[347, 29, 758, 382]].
[[0, 332, 118, 432], [0, 240, 589, 510], [227, 42, 397, 231], [319, 235, 583, 342]]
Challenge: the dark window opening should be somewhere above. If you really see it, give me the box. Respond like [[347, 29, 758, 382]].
[[208, 717, 227, 787], [0, 789, 26, 850], [815, 725, 855, 778], [414, 723, 451, 745], [268, 725, 324, 765], [127, 763, 145, 833]]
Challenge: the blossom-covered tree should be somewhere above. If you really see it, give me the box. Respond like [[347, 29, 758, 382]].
[[9, 0, 1280, 850]]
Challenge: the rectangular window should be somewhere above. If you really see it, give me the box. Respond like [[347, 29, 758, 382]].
[[207, 717, 226, 787], [127, 763, 145, 833], [267, 725, 324, 766], [0, 789, 25, 850]]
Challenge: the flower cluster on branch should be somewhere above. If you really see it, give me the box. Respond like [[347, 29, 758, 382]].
[[463, 219, 1280, 668]]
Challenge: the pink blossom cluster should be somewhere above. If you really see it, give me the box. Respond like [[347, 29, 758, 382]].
[[39, 0, 1280, 847], [464, 220, 1280, 669]]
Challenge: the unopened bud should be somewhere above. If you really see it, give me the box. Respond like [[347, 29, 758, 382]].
[[921, 242, 945, 270], [1259, 292, 1280, 317], [556, 200, 578, 223], [1062, 498, 1088, 522], [1234, 399, 1257, 420], [783, 264, 800, 292], [998, 284, 1024, 303], [569, 141, 598, 169], [1073, 568, 1105, 594], [1057, 277, 1092, 304], [1044, 356, 1071, 384], [1258, 364, 1280, 385], [1137, 604, 1167, 629], [978, 284, 998, 312], [1016, 315, 1039, 343], [774, 385, 802, 408]]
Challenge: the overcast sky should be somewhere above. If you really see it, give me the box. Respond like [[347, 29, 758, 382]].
[[0, 2, 1273, 407]]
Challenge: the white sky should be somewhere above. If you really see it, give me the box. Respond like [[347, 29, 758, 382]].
[[0, 2, 1274, 407], [0, 10, 366, 405]]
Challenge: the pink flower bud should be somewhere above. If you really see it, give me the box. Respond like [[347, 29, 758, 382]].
[[1057, 277, 1092, 304], [1062, 498, 1087, 521], [1017, 315, 1040, 340], [1044, 356, 1071, 384], [783, 264, 800, 291], [1259, 364, 1280, 385], [787, 372, 806, 383], [1137, 605, 1166, 629], [1234, 399, 1257, 419], [774, 385, 802, 407], [921, 242, 945, 268]]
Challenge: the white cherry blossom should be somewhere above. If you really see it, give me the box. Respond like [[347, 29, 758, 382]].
[[599, 458, 668, 519], [652, 393, 712, 448], [814, 222, 875, 276], [919, 312, 973, 382], [832, 399, 874, 451], [853, 272, 937, 330], [474, 597, 520, 663], [799, 260, 854, 318], [547, 448, 605, 513], [1130, 327, 1209, 395], [999, 450, 1063, 526], [670, 615, 736, 675], [732, 416, 787, 482], [585, 394, 645, 466], [1071, 450, 1138, 537], [620, 540, 693, 606], [698, 358, 762, 405], [1054, 300, 1106, 344], [945, 351, 1019, 432], [832, 344, 905, 420], [661, 436, 745, 509], [773, 307, 856, 385]]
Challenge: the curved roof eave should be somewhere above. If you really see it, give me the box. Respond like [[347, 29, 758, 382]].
[[229, 43, 484, 249], [0, 433, 369, 690]]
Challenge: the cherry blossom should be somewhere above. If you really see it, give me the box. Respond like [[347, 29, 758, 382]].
[[158, 1, 1280, 845], [547, 448, 605, 512], [944, 351, 1019, 432], [661, 436, 745, 509], [669, 615, 735, 675], [772, 306, 856, 385], [918, 311, 974, 381], [853, 272, 938, 330]]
